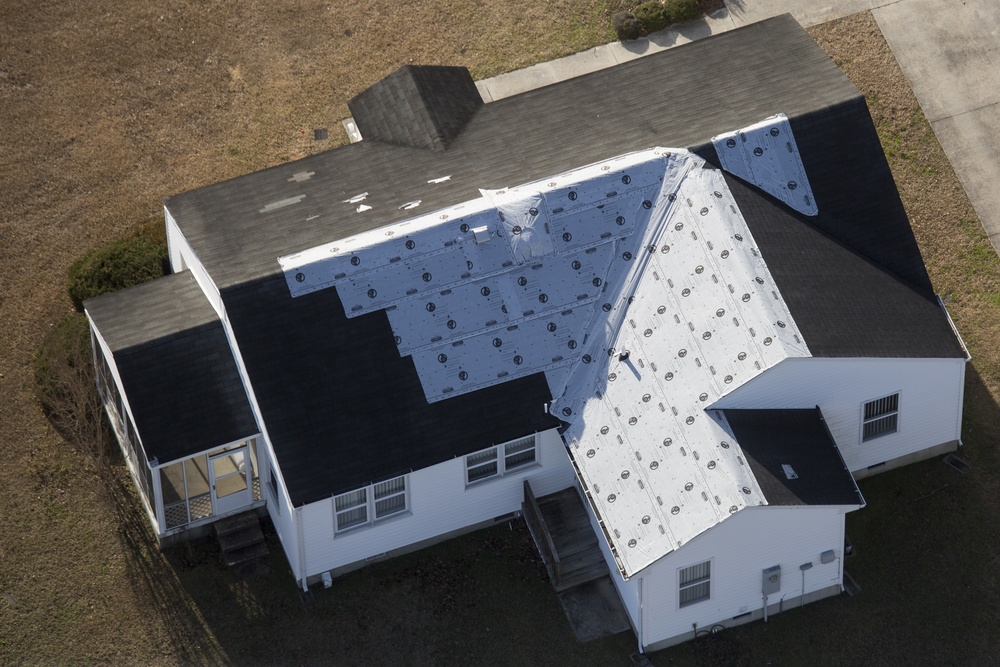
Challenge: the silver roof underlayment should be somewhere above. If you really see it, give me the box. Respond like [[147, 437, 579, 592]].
[[280, 117, 818, 576]]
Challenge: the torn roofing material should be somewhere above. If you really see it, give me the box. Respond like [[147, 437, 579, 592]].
[[281, 133, 815, 575]]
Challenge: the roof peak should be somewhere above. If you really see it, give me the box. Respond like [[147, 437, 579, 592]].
[[348, 65, 483, 152]]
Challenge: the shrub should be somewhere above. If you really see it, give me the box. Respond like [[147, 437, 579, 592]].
[[34, 312, 111, 458], [67, 224, 168, 311], [612, 10, 642, 41], [633, 2, 670, 33], [665, 0, 701, 23]]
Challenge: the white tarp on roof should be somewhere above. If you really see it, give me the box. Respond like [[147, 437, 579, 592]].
[[712, 113, 817, 216], [279, 123, 816, 576]]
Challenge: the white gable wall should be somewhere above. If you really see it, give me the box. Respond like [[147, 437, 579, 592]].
[[164, 207, 224, 317], [711, 357, 965, 474], [296, 429, 574, 583], [638, 505, 847, 651]]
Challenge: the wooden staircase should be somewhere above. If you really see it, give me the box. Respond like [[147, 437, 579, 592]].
[[214, 511, 269, 579], [523, 482, 609, 592]]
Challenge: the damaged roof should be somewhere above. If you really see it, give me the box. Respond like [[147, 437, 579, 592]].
[[101, 14, 962, 516]]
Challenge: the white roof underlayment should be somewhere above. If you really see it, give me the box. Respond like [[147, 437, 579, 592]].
[[279, 115, 816, 576]]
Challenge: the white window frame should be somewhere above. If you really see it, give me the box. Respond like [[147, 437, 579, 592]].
[[465, 435, 538, 486], [862, 392, 899, 442], [678, 560, 711, 608], [334, 474, 409, 534]]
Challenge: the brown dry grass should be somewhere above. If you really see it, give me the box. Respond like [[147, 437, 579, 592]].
[[3, 4, 1000, 666]]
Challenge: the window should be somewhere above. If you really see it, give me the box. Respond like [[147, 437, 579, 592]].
[[334, 475, 408, 533], [268, 464, 281, 514], [679, 561, 711, 608], [862, 393, 899, 441], [465, 435, 537, 485]]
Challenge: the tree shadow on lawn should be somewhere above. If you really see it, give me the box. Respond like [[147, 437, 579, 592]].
[[109, 478, 636, 666]]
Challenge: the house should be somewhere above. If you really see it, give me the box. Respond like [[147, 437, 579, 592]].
[[84, 15, 968, 652]]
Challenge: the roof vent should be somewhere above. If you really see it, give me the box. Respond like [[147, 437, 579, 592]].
[[472, 226, 491, 244], [782, 464, 798, 480]]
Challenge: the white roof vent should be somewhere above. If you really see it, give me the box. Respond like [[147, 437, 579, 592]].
[[472, 226, 491, 244], [781, 464, 798, 480]]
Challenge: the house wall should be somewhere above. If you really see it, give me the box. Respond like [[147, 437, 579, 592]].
[[295, 429, 574, 583], [164, 207, 224, 317], [578, 475, 640, 633], [164, 207, 303, 576], [639, 505, 847, 651], [711, 357, 965, 474]]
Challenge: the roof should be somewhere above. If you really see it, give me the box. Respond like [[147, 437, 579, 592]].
[[722, 408, 863, 507], [141, 15, 963, 514], [165, 15, 858, 291], [85, 272, 259, 463], [223, 274, 559, 505], [348, 65, 483, 152], [281, 137, 820, 574]]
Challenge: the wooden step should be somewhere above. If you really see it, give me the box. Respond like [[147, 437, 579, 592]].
[[223, 540, 269, 568], [214, 511, 260, 537], [218, 524, 265, 553]]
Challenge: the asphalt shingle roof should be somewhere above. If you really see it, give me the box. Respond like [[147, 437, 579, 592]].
[[723, 408, 863, 507], [85, 272, 258, 463]]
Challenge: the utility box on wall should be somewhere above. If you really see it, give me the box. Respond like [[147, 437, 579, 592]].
[[762, 565, 782, 595]]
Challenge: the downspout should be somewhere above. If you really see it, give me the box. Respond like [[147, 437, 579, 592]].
[[637, 576, 644, 653], [297, 506, 308, 592]]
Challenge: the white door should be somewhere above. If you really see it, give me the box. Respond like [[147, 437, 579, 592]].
[[209, 447, 252, 516]]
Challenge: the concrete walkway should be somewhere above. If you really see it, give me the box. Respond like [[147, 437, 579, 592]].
[[474, 0, 1000, 254]]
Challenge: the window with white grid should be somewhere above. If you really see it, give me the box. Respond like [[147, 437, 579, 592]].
[[862, 393, 899, 442], [334, 475, 408, 534], [465, 435, 537, 486], [679, 561, 711, 608]]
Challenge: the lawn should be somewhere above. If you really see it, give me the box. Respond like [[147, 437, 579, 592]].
[[2, 5, 999, 666]]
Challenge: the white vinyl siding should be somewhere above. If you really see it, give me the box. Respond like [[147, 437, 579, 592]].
[[710, 357, 964, 472], [639, 506, 848, 650], [334, 475, 409, 533], [465, 435, 537, 485], [679, 561, 711, 607], [297, 429, 573, 582], [862, 393, 899, 441]]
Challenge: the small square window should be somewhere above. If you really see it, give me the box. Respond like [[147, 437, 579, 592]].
[[466, 447, 499, 484], [335, 488, 368, 531], [333, 475, 408, 534], [465, 435, 538, 486], [679, 561, 711, 608], [862, 393, 899, 442]]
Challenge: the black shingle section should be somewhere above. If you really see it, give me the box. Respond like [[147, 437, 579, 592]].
[[85, 272, 258, 463], [723, 408, 862, 507], [223, 275, 560, 506], [711, 102, 966, 358], [348, 65, 484, 152]]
